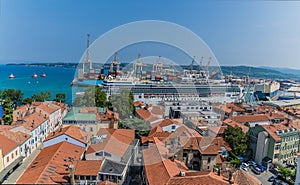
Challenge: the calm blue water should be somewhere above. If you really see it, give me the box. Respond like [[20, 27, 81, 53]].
[[0, 65, 76, 104]]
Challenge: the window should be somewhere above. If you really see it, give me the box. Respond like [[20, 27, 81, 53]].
[[6, 157, 9, 162], [16, 150, 18, 155], [80, 176, 84, 180], [92, 176, 96, 180], [207, 165, 210, 169], [208, 157, 211, 163], [275, 145, 280, 150], [274, 154, 279, 159], [12, 153, 14, 159], [90, 127, 94, 132], [171, 125, 176, 129]]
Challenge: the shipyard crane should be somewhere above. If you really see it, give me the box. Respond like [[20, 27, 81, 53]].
[[198, 56, 204, 73], [133, 53, 146, 78], [110, 52, 121, 77], [190, 56, 196, 73], [205, 57, 212, 79], [153, 56, 163, 75]]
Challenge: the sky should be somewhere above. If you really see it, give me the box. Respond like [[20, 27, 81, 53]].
[[0, 0, 300, 69]]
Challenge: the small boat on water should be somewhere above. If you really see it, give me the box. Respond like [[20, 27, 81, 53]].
[[41, 73, 46, 77], [32, 73, 38, 78], [9, 74, 15, 78]]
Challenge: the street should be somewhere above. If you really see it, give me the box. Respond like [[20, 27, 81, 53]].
[[249, 170, 275, 185]]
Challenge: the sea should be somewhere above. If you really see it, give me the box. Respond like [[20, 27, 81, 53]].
[[0, 65, 77, 105]]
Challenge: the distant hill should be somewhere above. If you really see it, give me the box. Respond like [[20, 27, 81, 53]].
[[260, 66, 300, 76], [220, 66, 300, 81]]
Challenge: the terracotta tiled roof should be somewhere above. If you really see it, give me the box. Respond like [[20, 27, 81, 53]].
[[133, 101, 144, 107], [233, 169, 261, 185], [75, 160, 102, 176], [199, 137, 231, 155], [142, 143, 187, 185], [150, 106, 164, 115], [37, 103, 58, 114], [208, 126, 227, 135], [0, 134, 19, 155], [86, 129, 135, 158], [0, 125, 30, 145], [167, 171, 236, 185], [262, 123, 292, 141], [18, 112, 48, 131], [17, 142, 85, 184], [44, 125, 90, 144], [136, 108, 151, 120], [159, 119, 179, 127], [97, 180, 118, 185], [232, 114, 270, 123], [223, 119, 249, 133]]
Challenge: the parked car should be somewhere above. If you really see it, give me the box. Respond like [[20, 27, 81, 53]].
[[242, 162, 249, 167], [248, 160, 257, 166], [272, 179, 282, 185], [240, 166, 249, 172], [257, 165, 265, 172], [268, 176, 276, 182], [250, 165, 261, 175]]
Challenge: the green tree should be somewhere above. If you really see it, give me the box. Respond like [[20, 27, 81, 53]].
[[109, 90, 134, 120], [121, 117, 150, 137], [278, 168, 292, 181], [95, 86, 106, 107], [22, 97, 33, 105], [2, 98, 13, 125], [54, 93, 66, 103], [224, 126, 248, 156], [3, 89, 23, 105], [244, 122, 250, 127], [31, 91, 52, 101]]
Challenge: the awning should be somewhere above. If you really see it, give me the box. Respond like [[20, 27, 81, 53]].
[[0, 156, 24, 182]]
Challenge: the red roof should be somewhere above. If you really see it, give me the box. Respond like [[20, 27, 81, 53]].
[[44, 125, 90, 144], [86, 128, 135, 157], [75, 160, 102, 176], [0, 134, 19, 155], [223, 119, 249, 133], [17, 142, 85, 184], [232, 114, 270, 123]]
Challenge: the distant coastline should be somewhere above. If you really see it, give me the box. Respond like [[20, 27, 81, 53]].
[[7, 63, 300, 81], [7, 62, 78, 68]]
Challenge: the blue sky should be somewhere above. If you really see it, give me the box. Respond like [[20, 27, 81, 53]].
[[0, 1, 300, 68]]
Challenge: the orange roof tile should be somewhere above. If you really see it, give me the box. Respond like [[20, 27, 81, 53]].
[[86, 129, 135, 158], [142, 143, 187, 185], [167, 171, 236, 185], [0, 134, 19, 155], [208, 126, 227, 135], [159, 119, 179, 127], [75, 160, 102, 176], [17, 142, 85, 184], [0, 125, 31, 145], [97, 180, 118, 185], [37, 104, 58, 114], [232, 114, 270, 123], [233, 169, 261, 185], [44, 125, 90, 144], [133, 101, 144, 107], [200, 137, 231, 155], [223, 119, 249, 133]]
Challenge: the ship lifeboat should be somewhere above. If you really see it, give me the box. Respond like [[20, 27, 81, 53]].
[[32, 73, 38, 78], [41, 73, 46, 77], [9, 74, 15, 78]]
